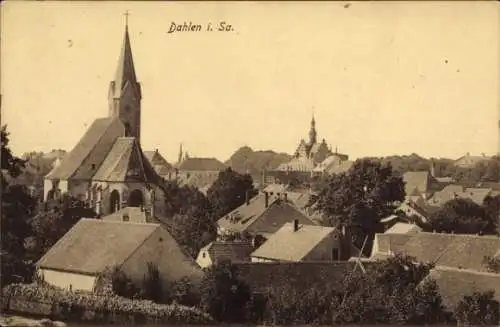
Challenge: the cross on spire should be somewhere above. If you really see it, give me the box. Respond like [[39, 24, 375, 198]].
[[124, 10, 130, 27]]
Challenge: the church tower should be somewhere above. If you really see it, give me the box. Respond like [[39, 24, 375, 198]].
[[108, 15, 142, 143], [308, 114, 317, 145]]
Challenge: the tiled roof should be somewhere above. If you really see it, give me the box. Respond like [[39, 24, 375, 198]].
[[217, 193, 316, 235], [403, 171, 431, 196], [251, 223, 336, 261], [372, 232, 500, 271], [429, 185, 493, 206], [177, 171, 220, 190], [144, 150, 172, 171], [177, 158, 226, 171], [102, 206, 152, 224], [92, 137, 159, 183], [424, 266, 500, 310], [37, 219, 159, 274], [201, 241, 253, 263], [276, 157, 316, 172], [313, 155, 353, 174], [46, 117, 124, 180], [385, 222, 422, 234], [234, 261, 357, 293]]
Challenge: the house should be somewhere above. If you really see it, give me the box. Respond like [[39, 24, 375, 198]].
[[402, 171, 437, 199], [454, 152, 491, 169], [196, 241, 253, 269], [36, 219, 202, 296], [250, 221, 357, 262], [143, 149, 173, 179], [423, 266, 500, 311], [384, 222, 422, 234], [173, 154, 226, 190], [428, 184, 493, 206], [370, 232, 500, 272], [43, 22, 166, 218], [216, 191, 317, 239]]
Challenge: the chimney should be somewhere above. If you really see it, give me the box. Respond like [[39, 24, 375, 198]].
[[293, 219, 299, 232], [284, 192, 288, 202], [245, 190, 250, 205], [264, 192, 269, 208]]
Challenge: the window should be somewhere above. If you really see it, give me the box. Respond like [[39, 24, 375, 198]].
[[91, 164, 96, 170], [332, 248, 340, 261], [202, 252, 206, 258]]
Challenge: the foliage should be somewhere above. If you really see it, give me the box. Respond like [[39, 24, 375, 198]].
[[225, 145, 291, 175], [426, 198, 497, 235], [25, 194, 98, 261], [2, 282, 214, 324], [307, 158, 405, 252], [1, 126, 37, 287], [206, 167, 257, 219], [482, 256, 500, 273], [199, 260, 251, 323], [161, 181, 217, 258], [140, 262, 163, 303], [455, 290, 500, 326], [169, 277, 200, 307], [109, 267, 140, 299]]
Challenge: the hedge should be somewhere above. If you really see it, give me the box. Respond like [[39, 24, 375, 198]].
[[2, 283, 213, 325]]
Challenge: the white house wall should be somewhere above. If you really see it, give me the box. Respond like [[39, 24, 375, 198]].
[[38, 268, 96, 292]]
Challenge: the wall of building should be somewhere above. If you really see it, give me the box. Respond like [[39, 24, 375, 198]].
[[37, 268, 96, 292], [304, 233, 341, 261], [121, 227, 203, 300], [195, 250, 213, 269]]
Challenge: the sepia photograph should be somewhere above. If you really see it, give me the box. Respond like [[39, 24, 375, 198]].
[[1, 1, 499, 326]]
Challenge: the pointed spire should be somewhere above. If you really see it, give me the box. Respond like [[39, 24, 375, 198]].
[[112, 11, 139, 99], [309, 109, 317, 145], [178, 143, 183, 164]]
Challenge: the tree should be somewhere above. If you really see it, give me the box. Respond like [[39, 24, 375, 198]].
[[140, 262, 163, 303], [206, 167, 257, 219], [426, 198, 497, 235], [200, 260, 251, 323], [25, 194, 97, 261], [1, 126, 37, 286], [307, 159, 405, 252], [455, 291, 500, 326]]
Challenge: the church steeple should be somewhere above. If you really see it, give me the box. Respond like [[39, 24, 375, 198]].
[[108, 12, 142, 143], [308, 113, 317, 145]]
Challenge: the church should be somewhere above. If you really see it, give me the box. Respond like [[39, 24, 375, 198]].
[[43, 20, 165, 217]]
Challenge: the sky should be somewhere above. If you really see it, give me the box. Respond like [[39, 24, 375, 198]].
[[1, 1, 499, 163]]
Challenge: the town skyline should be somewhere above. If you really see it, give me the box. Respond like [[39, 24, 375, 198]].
[[2, 1, 498, 162]]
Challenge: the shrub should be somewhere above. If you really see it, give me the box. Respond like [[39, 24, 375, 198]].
[[140, 262, 163, 303], [2, 283, 213, 324], [455, 290, 500, 326]]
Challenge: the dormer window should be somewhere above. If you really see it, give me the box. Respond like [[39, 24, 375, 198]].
[[91, 164, 96, 170]]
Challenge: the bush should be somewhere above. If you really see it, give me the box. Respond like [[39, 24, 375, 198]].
[[455, 290, 500, 326], [2, 283, 213, 324]]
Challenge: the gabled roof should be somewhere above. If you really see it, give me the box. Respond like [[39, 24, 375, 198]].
[[92, 137, 159, 183], [384, 222, 422, 234], [424, 266, 500, 310], [144, 150, 172, 169], [37, 219, 159, 274], [429, 184, 493, 206], [251, 223, 336, 261], [177, 158, 226, 171], [217, 193, 316, 235], [403, 171, 431, 196], [46, 117, 125, 180], [372, 232, 500, 271], [177, 171, 220, 190], [200, 241, 253, 264]]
